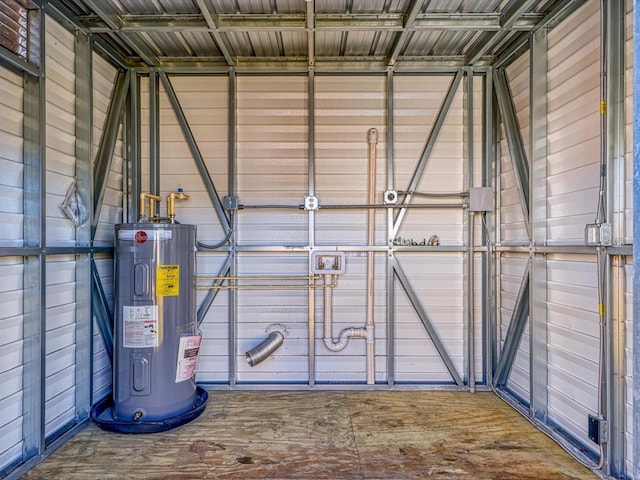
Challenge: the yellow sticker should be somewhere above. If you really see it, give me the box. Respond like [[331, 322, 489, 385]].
[[156, 264, 179, 296]]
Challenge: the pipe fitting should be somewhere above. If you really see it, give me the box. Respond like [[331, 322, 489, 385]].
[[364, 324, 375, 344], [245, 331, 284, 367], [367, 128, 378, 144], [167, 188, 190, 222], [139, 192, 163, 220], [323, 327, 366, 352]]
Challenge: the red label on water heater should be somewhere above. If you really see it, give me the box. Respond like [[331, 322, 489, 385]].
[[134, 231, 148, 243]]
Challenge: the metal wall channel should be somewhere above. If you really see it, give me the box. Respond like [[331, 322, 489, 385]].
[[604, 2, 627, 477], [385, 68, 395, 387], [633, 1, 640, 477], [74, 29, 93, 416], [21, 7, 46, 466], [528, 28, 549, 427]]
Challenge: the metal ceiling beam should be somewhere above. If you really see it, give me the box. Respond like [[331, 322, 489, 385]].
[[80, 0, 160, 65], [194, 0, 235, 66], [495, 0, 589, 69], [466, 0, 538, 65], [78, 12, 541, 33], [388, 0, 423, 67]]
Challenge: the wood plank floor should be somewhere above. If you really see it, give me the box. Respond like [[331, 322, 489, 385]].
[[24, 391, 598, 479]]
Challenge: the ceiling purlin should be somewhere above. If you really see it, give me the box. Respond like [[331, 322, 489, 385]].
[[465, 0, 538, 65], [194, 0, 235, 65], [65, 0, 589, 70], [77, 11, 542, 33], [388, 0, 426, 67], [80, 0, 160, 65]]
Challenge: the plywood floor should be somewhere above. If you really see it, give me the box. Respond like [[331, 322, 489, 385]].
[[24, 391, 598, 480]]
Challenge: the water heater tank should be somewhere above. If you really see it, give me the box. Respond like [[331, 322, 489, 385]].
[[113, 222, 201, 422]]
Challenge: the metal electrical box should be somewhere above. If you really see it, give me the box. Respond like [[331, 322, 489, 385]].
[[113, 222, 201, 422]]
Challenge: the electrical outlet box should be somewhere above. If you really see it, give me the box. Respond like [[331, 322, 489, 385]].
[[310, 251, 346, 274], [588, 414, 601, 444], [585, 223, 612, 246], [383, 190, 398, 204], [304, 195, 319, 211], [469, 187, 493, 212], [223, 195, 239, 211]]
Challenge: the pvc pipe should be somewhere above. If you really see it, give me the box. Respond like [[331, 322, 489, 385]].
[[245, 331, 284, 367], [322, 275, 366, 352], [366, 128, 378, 384]]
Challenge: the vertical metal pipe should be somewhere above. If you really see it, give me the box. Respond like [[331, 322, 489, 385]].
[[366, 128, 378, 385]]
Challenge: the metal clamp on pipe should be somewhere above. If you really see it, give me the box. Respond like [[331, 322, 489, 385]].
[[245, 331, 285, 367]]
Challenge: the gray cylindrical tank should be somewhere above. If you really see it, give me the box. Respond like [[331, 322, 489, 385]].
[[113, 222, 199, 422]]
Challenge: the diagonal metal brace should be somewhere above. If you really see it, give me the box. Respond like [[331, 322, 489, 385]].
[[393, 70, 464, 238], [92, 70, 130, 236], [493, 68, 530, 236], [494, 258, 531, 387], [91, 258, 114, 364], [159, 72, 230, 232], [393, 257, 465, 386], [197, 254, 232, 326]]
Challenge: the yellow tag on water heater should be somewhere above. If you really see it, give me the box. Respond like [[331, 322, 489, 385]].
[[156, 264, 179, 296]]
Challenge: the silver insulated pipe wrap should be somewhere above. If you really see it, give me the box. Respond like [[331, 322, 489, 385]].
[[245, 331, 285, 367]]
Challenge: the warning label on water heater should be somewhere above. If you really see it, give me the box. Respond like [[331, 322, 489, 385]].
[[123, 305, 159, 348], [156, 264, 179, 296], [175, 335, 202, 383]]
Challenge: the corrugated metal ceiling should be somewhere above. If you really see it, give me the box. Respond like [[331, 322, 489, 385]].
[[50, 0, 587, 71]]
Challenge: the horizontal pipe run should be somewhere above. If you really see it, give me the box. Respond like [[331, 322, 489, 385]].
[[234, 203, 465, 210], [245, 331, 285, 367], [196, 282, 337, 291], [317, 203, 464, 209], [197, 275, 321, 281]]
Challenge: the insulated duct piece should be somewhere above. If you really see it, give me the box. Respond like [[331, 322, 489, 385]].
[[245, 331, 285, 367]]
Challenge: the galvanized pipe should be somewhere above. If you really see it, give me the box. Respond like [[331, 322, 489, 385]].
[[245, 331, 285, 367]]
